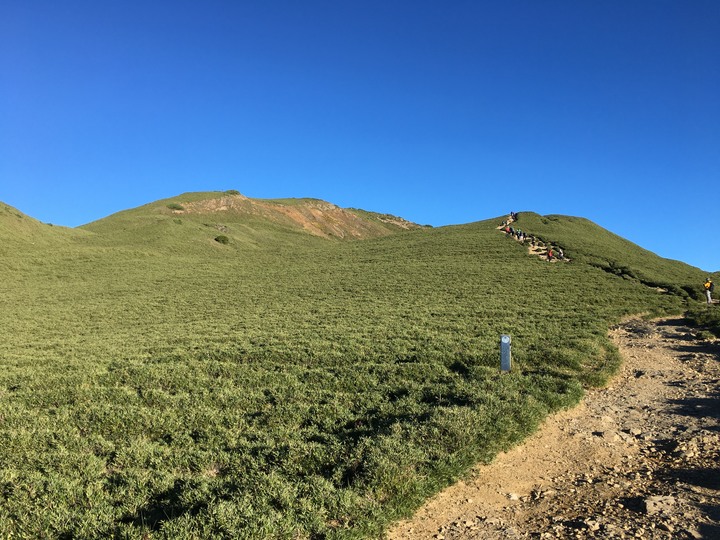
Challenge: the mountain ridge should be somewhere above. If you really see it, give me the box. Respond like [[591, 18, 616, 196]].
[[76, 190, 425, 245], [2, 192, 718, 278], [1, 190, 717, 539], [0, 201, 88, 248]]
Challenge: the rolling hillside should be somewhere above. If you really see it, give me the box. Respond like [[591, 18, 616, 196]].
[[0, 201, 88, 248], [0, 193, 713, 539], [516, 212, 703, 295], [80, 190, 423, 250]]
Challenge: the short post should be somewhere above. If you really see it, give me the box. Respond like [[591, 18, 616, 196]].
[[500, 334, 512, 372]]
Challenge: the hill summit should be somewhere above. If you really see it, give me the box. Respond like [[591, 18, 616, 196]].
[[166, 191, 421, 239], [80, 190, 424, 245]]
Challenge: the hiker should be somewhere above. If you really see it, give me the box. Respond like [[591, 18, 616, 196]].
[[557, 248, 564, 260], [547, 247, 554, 261], [704, 278, 714, 305]]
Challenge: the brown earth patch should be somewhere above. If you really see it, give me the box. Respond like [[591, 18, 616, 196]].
[[174, 194, 419, 239]]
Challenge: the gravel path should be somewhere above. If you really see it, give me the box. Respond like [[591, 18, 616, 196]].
[[387, 317, 720, 539]]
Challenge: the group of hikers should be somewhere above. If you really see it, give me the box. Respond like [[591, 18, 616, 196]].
[[500, 214, 715, 304], [500, 212, 566, 262]]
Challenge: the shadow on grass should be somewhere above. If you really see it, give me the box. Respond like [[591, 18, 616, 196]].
[[121, 479, 207, 532]]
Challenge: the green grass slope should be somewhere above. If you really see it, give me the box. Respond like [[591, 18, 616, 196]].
[[0, 200, 708, 539], [81, 191, 421, 252], [514, 212, 705, 299], [0, 202, 88, 249]]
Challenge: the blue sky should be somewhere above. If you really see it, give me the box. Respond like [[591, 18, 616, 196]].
[[2, 1, 719, 271]]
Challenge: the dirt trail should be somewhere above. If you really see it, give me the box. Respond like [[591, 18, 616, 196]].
[[497, 215, 566, 262], [387, 317, 720, 539]]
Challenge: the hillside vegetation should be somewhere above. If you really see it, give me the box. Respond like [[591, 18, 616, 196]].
[[0, 202, 88, 247], [81, 191, 422, 249], [517, 213, 702, 296], [0, 193, 712, 539]]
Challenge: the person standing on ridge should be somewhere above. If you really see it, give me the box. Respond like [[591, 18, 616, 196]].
[[704, 278, 714, 305]]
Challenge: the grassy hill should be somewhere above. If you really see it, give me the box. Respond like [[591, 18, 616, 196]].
[[0, 202, 88, 248], [80, 190, 423, 251], [0, 194, 712, 539], [515, 212, 703, 296]]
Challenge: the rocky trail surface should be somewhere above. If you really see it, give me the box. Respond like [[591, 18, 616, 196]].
[[387, 317, 720, 539]]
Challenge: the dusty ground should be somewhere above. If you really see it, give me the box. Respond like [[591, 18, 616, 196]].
[[387, 317, 720, 539], [176, 193, 419, 239]]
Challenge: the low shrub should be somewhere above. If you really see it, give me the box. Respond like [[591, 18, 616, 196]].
[[685, 305, 720, 338]]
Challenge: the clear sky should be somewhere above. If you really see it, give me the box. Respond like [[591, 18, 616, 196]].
[[2, 1, 719, 271]]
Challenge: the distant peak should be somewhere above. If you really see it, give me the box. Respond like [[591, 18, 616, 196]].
[[128, 191, 420, 241], [170, 193, 251, 214]]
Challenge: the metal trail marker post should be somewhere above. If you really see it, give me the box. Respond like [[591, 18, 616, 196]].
[[500, 334, 512, 372]]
